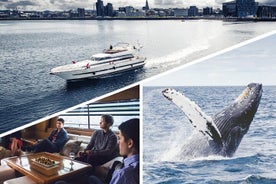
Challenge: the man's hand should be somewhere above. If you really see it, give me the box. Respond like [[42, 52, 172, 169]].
[[85, 150, 93, 155], [78, 150, 94, 157]]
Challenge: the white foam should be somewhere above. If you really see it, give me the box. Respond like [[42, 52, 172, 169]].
[[145, 42, 209, 68]]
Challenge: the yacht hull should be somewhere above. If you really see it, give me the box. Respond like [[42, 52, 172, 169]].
[[51, 58, 146, 81]]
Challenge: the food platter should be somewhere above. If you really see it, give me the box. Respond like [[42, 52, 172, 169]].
[[31, 156, 60, 168], [29, 156, 61, 176]]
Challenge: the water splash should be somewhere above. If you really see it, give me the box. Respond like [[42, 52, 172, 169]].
[[145, 42, 209, 68]]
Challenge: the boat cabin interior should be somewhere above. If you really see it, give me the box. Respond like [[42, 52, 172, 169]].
[[0, 85, 139, 184]]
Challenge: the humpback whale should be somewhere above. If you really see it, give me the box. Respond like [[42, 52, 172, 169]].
[[162, 83, 262, 158]]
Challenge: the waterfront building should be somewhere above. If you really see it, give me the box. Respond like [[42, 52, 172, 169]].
[[154, 9, 172, 17], [96, 0, 105, 16], [105, 3, 114, 16], [125, 6, 135, 16], [85, 9, 97, 17], [203, 7, 213, 15], [69, 9, 78, 18], [9, 10, 21, 18], [134, 10, 146, 17], [223, 1, 237, 17], [0, 10, 11, 18], [257, 5, 276, 18], [116, 11, 126, 17], [156, 9, 174, 17], [174, 8, 188, 17], [146, 9, 157, 17], [236, 0, 259, 17], [118, 6, 133, 16], [116, 6, 145, 17], [77, 8, 85, 18], [157, 10, 166, 17], [188, 6, 199, 16], [223, 0, 259, 17], [213, 8, 223, 16]]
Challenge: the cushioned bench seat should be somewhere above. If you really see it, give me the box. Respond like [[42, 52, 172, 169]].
[[3, 176, 36, 184], [0, 165, 16, 184]]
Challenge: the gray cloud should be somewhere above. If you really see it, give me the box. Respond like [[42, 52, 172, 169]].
[[0, 0, 93, 11], [52, 0, 92, 10], [153, 0, 220, 8], [49, 0, 55, 4], [1, 0, 276, 11], [260, 0, 276, 5], [154, 0, 184, 7], [5, 0, 37, 9], [214, 0, 225, 4], [219, 0, 276, 5]]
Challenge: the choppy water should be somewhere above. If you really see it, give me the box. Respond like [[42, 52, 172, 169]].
[[143, 86, 276, 183], [1, 20, 275, 134]]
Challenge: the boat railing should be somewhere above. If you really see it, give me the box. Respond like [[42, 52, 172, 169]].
[[113, 42, 130, 47], [103, 49, 128, 54], [103, 42, 142, 54]]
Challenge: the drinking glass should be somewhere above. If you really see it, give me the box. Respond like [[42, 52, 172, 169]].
[[69, 152, 75, 166]]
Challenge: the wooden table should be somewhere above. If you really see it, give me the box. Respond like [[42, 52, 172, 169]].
[[6, 152, 92, 184]]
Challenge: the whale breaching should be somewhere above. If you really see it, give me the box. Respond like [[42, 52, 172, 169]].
[[162, 83, 262, 158]]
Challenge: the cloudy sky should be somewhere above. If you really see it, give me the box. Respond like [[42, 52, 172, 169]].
[[0, 0, 275, 11]]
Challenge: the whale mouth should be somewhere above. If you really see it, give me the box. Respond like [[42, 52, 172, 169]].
[[235, 83, 262, 105], [234, 83, 262, 120]]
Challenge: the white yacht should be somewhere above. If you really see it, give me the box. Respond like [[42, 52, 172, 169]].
[[50, 43, 146, 81]]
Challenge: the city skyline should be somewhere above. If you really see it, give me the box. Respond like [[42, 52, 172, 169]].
[[0, 0, 275, 11]]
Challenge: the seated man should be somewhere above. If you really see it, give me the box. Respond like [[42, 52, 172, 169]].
[[55, 118, 139, 184], [90, 118, 140, 184], [0, 131, 22, 157], [75, 114, 118, 167], [109, 118, 139, 184], [22, 118, 68, 153]]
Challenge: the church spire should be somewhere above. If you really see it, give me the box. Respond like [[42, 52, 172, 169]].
[[145, 0, 149, 11]]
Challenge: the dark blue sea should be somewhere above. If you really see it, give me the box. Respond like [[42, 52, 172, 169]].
[[1, 20, 276, 134], [143, 86, 276, 183]]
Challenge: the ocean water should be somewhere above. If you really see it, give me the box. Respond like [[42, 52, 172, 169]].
[[143, 86, 276, 183], [1, 20, 276, 134]]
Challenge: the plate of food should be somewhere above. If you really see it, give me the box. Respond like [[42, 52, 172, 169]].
[[31, 156, 60, 168]]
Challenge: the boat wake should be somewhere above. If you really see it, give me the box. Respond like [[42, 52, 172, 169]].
[[145, 41, 209, 68]]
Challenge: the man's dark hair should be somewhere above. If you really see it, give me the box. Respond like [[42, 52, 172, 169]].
[[118, 118, 139, 152], [57, 118, 64, 124], [102, 114, 114, 126]]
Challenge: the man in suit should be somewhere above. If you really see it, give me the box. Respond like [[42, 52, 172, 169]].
[[22, 118, 68, 153]]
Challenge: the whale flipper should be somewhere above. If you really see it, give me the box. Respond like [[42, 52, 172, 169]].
[[162, 88, 222, 145]]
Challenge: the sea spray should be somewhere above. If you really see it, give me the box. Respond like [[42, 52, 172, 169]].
[[145, 43, 209, 68]]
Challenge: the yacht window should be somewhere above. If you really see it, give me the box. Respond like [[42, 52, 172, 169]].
[[59, 100, 139, 131], [91, 57, 113, 61]]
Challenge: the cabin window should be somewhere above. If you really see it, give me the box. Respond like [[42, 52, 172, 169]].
[[91, 57, 112, 61], [59, 100, 139, 131], [91, 54, 133, 62]]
